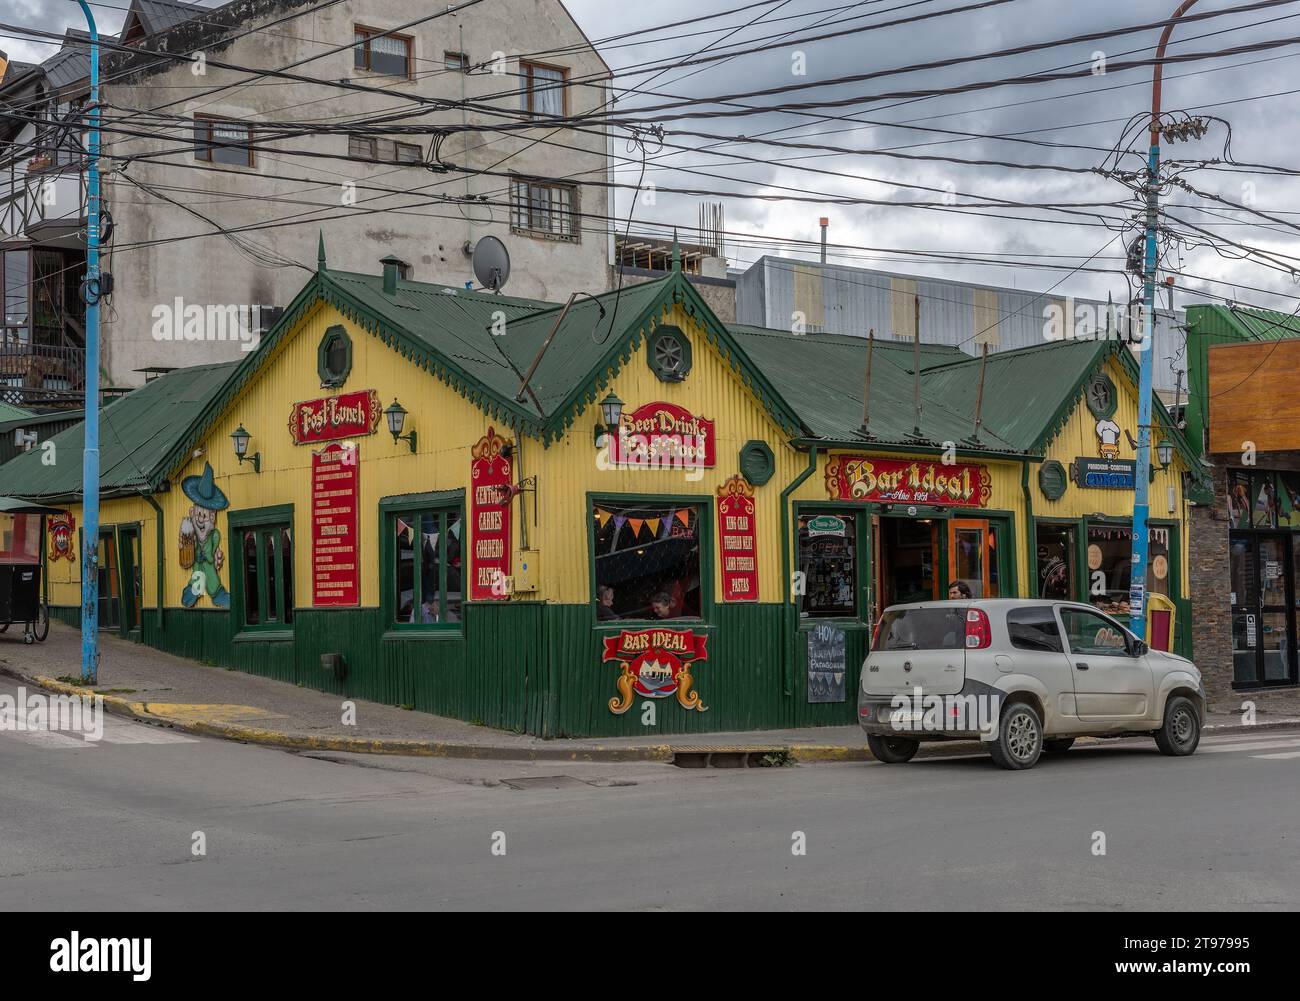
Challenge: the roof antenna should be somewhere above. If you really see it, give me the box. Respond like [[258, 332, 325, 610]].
[[859, 328, 876, 439], [967, 342, 988, 445]]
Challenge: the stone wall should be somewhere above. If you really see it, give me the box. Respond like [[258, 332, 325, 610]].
[[1190, 463, 1234, 705]]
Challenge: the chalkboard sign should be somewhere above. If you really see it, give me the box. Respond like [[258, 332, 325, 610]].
[[806, 623, 847, 704]]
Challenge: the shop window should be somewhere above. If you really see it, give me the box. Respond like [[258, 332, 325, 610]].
[[193, 116, 254, 166], [354, 26, 413, 77], [1227, 469, 1300, 530], [519, 61, 567, 117], [238, 522, 294, 631], [593, 500, 702, 621], [1085, 523, 1173, 614], [797, 512, 857, 619], [1036, 523, 1076, 600], [388, 507, 462, 628]]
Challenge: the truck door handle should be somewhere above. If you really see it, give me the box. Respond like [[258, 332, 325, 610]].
[[1075, 661, 1090, 671]]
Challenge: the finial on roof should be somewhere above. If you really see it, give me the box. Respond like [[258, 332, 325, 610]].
[[317, 230, 327, 272], [671, 229, 681, 272]]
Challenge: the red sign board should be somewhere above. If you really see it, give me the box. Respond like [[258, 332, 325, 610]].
[[824, 455, 992, 508], [47, 512, 76, 562], [717, 476, 758, 602], [311, 442, 360, 606], [602, 628, 709, 714], [470, 428, 512, 601], [289, 389, 380, 445], [608, 401, 715, 469]]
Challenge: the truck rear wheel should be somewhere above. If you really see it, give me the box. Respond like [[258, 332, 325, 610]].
[[989, 700, 1043, 770], [866, 733, 919, 763]]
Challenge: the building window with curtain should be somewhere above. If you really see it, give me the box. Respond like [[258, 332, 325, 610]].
[[520, 61, 567, 117], [194, 116, 254, 166], [354, 26, 413, 77]]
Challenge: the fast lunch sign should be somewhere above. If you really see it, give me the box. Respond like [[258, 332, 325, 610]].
[[604, 628, 709, 715], [824, 456, 992, 508], [289, 389, 381, 445]]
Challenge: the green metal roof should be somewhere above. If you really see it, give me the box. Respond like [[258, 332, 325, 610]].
[[726, 323, 1026, 454], [0, 401, 33, 423], [0, 361, 236, 501]]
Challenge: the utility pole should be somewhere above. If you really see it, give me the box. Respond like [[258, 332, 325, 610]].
[[1131, 0, 1198, 638], [76, 0, 102, 683]]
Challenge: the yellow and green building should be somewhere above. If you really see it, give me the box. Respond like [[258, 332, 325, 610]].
[[0, 245, 1197, 737]]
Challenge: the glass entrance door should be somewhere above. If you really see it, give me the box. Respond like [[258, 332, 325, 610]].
[[949, 519, 991, 597], [1230, 531, 1299, 687], [97, 529, 121, 631]]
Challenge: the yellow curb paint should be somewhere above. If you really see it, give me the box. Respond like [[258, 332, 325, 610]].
[[141, 703, 285, 724]]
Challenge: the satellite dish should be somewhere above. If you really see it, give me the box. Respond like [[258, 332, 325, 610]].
[[471, 236, 511, 293]]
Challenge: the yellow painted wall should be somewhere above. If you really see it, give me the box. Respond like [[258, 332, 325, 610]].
[[1036, 356, 1189, 599]]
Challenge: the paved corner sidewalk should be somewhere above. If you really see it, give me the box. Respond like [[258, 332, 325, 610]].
[[1, 622, 1297, 763]]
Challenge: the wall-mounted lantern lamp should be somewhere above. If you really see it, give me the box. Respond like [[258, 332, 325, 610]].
[[1149, 437, 1174, 482], [385, 398, 417, 453], [594, 390, 624, 448], [230, 424, 260, 473]]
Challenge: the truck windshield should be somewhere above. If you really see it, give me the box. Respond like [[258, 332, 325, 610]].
[[875, 607, 966, 651]]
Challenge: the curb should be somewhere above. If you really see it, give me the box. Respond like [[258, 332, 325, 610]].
[[4, 665, 1298, 765]]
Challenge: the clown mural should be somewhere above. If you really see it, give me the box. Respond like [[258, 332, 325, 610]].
[[177, 462, 230, 608]]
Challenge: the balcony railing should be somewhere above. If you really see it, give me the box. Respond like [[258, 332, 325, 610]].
[[0, 341, 86, 407]]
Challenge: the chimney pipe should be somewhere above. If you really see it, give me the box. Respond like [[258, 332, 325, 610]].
[[380, 255, 402, 295], [819, 217, 829, 263]]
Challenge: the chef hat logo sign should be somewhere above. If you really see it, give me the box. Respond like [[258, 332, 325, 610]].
[[1095, 419, 1122, 459]]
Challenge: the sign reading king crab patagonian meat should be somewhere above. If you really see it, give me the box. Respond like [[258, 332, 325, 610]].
[[604, 628, 709, 715], [824, 456, 992, 508], [608, 402, 716, 469]]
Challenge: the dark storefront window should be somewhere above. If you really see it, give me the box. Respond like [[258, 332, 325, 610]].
[[593, 500, 702, 622], [1036, 523, 1076, 600], [389, 508, 462, 628], [797, 512, 857, 619], [238, 521, 294, 631], [1230, 523, 1298, 688], [1085, 523, 1171, 615], [1227, 469, 1300, 530]]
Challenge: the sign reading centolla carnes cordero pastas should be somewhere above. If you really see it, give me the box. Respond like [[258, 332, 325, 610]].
[[289, 389, 380, 445], [311, 442, 359, 606], [717, 475, 758, 602], [603, 628, 709, 714], [470, 428, 512, 601], [824, 455, 992, 507]]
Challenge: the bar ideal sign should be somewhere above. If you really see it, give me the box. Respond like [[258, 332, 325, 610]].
[[824, 456, 992, 507]]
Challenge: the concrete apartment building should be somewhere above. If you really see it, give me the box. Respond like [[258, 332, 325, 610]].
[[0, 0, 613, 397]]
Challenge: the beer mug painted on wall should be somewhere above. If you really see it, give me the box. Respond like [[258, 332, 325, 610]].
[[179, 517, 197, 569]]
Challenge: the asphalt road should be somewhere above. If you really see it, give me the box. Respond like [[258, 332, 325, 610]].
[[2, 677, 1298, 910]]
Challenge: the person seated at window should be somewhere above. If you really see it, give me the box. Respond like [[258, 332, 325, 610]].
[[650, 592, 675, 619], [596, 584, 618, 621]]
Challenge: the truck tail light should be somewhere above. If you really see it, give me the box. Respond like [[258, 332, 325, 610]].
[[965, 608, 992, 649]]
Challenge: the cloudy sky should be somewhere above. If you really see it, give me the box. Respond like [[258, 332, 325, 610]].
[[7, 0, 1299, 310]]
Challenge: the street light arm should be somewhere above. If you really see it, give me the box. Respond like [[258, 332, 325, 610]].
[[1150, 0, 1200, 144]]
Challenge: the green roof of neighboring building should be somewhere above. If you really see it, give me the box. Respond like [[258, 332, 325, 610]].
[[0, 401, 33, 423], [0, 362, 236, 501]]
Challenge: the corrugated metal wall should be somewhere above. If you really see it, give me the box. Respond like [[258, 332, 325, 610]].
[[740, 257, 1188, 394]]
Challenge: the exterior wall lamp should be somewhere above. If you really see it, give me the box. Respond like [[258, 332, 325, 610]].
[[1149, 437, 1174, 482], [230, 424, 260, 473], [385, 398, 417, 453], [594, 390, 623, 448]]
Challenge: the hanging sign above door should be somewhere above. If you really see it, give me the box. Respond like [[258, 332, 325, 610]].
[[824, 456, 992, 507]]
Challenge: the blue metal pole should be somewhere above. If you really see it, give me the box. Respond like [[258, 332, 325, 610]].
[[1130, 142, 1159, 637], [77, 0, 101, 683]]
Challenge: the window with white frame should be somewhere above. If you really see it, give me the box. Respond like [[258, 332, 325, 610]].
[[510, 178, 577, 240]]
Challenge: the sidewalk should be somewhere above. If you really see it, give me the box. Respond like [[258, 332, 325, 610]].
[[2, 622, 1297, 764]]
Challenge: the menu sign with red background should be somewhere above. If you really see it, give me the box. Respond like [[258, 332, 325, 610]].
[[289, 389, 380, 446], [716, 475, 758, 602], [824, 455, 992, 508], [311, 442, 360, 606], [609, 401, 716, 468], [470, 428, 512, 601]]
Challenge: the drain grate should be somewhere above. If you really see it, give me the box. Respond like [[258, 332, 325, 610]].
[[499, 775, 591, 790]]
